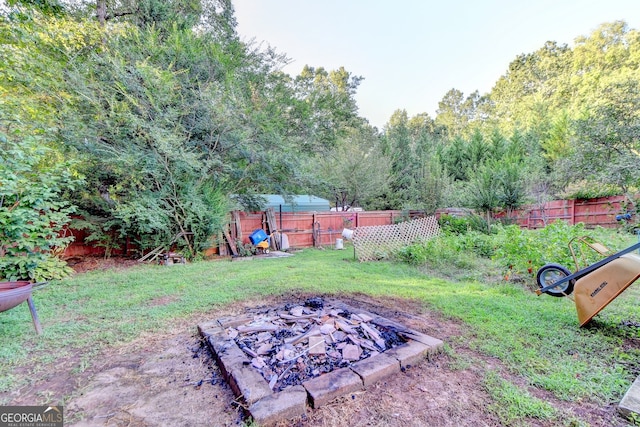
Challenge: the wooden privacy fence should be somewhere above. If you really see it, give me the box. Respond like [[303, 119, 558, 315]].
[[217, 210, 418, 255], [62, 209, 419, 258], [63, 195, 633, 258], [508, 195, 630, 229]]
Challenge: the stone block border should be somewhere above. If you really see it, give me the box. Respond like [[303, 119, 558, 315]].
[[619, 375, 640, 420], [198, 300, 444, 426]]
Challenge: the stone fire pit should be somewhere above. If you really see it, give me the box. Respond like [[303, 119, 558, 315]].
[[198, 297, 443, 425]]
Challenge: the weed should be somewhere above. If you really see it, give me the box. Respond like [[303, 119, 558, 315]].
[[627, 411, 640, 426], [445, 346, 474, 371], [483, 370, 557, 425]]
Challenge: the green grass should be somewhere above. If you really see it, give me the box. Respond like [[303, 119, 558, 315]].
[[1, 245, 639, 424], [428, 279, 638, 401], [483, 370, 557, 426]]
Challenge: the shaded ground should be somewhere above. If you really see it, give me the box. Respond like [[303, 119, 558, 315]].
[[3, 259, 631, 426], [66, 256, 142, 274]]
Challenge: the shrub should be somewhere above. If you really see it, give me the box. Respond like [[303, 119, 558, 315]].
[[438, 214, 469, 235], [438, 213, 489, 235], [0, 133, 80, 281], [397, 220, 633, 288], [458, 231, 497, 258], [493, 221, 632, 280], [395, 234, 482, 270]]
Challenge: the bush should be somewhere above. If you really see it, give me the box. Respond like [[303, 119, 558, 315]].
[[395, 234, 483, 270], [458, 231, 497, 258], [397, 220, 634, 287], [0, 133, 80, 281], [438, 213, 489, 235], [492, 221, 632, 280], [438, 214, 469, 235]]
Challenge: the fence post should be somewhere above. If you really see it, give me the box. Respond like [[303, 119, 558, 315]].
[[312, 213, 317, 247]]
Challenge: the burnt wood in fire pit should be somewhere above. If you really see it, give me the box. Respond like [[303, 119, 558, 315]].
[[198, 297, 444, 426]]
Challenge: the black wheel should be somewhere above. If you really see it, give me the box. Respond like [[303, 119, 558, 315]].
[[536, 263, 575, 297]]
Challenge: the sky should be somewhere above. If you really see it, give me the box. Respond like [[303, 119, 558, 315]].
[[232, 1, 640, 129]]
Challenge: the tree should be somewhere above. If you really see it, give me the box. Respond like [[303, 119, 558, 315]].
[[465, 162, 501, 233], [0, 5, 103, 132], [2, 0, 372, 256], [413, 156, 449, 215], [291, 65, 364, 152], [313, 126, 388, 211], [438, 136, 469, 181], [435, 89, 465, 138], [496, 156, 527, 219], [467, 130, 490, 165], [435, 89, 488, 138], [566, 77, 640, 195], [410, 117, 448, 214], [408, 112, 439, 139], [91, 0, 208, 32], [380, 109, 451, 212], [572, 21, 634, 82], [5, 0, 65, 16], [385, 110, 416, 208], [540, 110, 571, 163], [60, 22, 301, 252], [489, 41, 572, 134]]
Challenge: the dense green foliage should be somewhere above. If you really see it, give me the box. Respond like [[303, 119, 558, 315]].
[[2, 1, 639, 268], [0, 132, 80, 281], [397, 219, 635, 287], [382, 21, 640, 214], [0, 1, 366, 262]]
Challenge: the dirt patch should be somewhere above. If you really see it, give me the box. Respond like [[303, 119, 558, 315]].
[[66, 256, 141, 274], [148, 295, 180, 307], [66, 334, 242, 427], [1, 293, 632, 426]]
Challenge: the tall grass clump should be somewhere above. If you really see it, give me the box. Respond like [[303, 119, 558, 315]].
[[396, 215, 635, 286], [395, 235, 477, 268], [492, 221, 634, 280], [395, 214, 501, 281]]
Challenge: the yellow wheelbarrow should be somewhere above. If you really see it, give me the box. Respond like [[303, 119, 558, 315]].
[[536, 236, 640, 326]]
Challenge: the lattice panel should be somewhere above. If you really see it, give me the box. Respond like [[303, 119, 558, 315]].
[[351, 216, 441, 261]]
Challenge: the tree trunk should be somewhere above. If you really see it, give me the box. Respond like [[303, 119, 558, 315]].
[[97, 0, 106, 26], [486, 210, 492, 234]]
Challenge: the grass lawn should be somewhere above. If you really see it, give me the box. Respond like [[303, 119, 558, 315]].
[[1, 245, 639, 425]]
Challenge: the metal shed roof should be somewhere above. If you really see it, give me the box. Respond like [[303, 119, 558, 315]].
[[261, 194, 330, 213]]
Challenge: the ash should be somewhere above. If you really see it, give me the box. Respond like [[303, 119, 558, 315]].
[[226, 297, 406, 392]]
